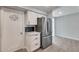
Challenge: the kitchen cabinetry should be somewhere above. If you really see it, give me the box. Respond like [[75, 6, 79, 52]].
[[25, 11, 46, 26], [0, 8, 24, 52], [25, 11, 38, 25], [25, 32, 40, 52]]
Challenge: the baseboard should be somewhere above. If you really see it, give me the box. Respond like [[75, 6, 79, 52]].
[[15, 48, 27, 52], [55, 34, 79, 41]]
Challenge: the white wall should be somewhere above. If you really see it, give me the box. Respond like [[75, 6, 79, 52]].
[[47, 12, 55, 37], [55, 13, 79, 40], [52, 18, 55, 37], [53, 6, 79, 17], [0, 8, 1, 51]]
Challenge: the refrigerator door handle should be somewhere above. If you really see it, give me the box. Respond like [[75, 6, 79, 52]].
[[47, 18, 52, 35], [42, 17, 48, 36], [47, 18, 50, 35]]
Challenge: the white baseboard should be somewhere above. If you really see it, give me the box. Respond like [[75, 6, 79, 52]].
[[55, 34, 79, 41]]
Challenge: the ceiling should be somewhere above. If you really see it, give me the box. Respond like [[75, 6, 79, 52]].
[[5, 6, 59, 15], [27, 6, 59, 14]]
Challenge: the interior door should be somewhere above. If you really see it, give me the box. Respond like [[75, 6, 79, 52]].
[[1, 8, 24, 52]]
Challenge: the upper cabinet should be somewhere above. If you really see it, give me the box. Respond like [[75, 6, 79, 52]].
[[25, 11, 38, 25], [25, 11, 46, 26]]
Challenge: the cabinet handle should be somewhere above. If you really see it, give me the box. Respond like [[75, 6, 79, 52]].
[[34, 38, 38, 40], [35, 34, 38, 36], [20, 32, 23, 35]]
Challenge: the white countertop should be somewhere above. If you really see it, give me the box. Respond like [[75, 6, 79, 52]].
[[25, 31, 40, 33]]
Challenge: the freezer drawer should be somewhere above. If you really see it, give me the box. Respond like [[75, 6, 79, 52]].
[[41, 35, 52, 48]]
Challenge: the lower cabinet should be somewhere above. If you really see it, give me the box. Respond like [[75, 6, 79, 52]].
[[25, 32, 40, 52]]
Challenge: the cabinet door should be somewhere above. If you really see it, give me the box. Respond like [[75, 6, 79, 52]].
[[25, 32, 40, 52], [1, 8, 24, 52], [27, 11, 37, 25]]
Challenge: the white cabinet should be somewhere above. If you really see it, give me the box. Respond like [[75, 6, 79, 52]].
[[25, 32, 40, 52], [25, 11, 38, 25], [0, 8, 24, 52], [25, 11, 46, 26]]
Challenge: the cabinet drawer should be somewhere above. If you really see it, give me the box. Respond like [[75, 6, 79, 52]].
[[27, 34, 39, 36], [26, 35, 40, 43], [32, 38, 40, 44], [31, 42, 40, 51], [31, 36, 40, 41]]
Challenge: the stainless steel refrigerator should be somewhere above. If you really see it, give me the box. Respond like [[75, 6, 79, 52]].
[[36, 17, 52, 48]]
